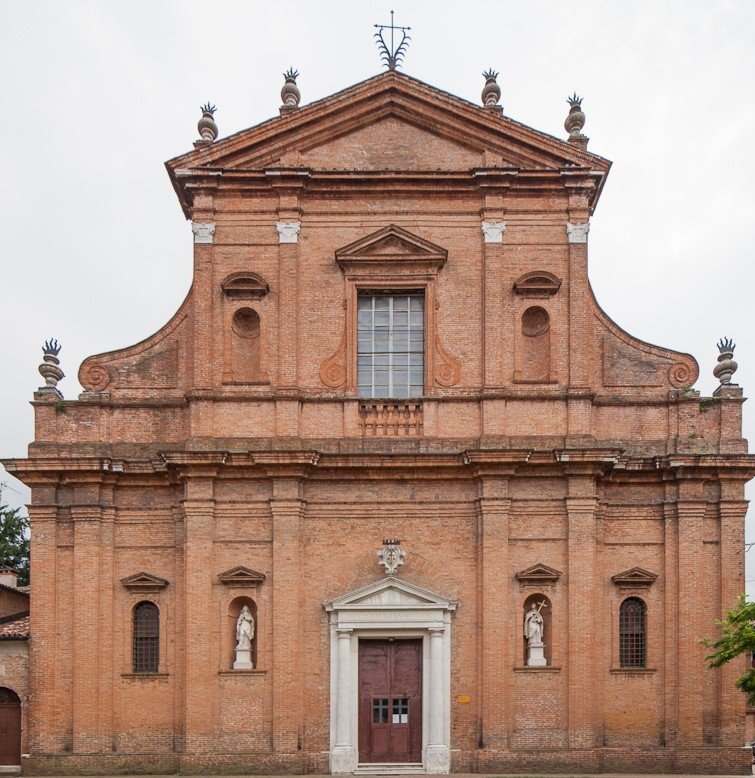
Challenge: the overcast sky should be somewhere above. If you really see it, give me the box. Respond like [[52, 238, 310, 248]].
[[1, 0, 754, 589]]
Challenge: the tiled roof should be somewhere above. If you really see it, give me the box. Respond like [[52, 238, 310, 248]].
[[0, 614, 29, 640], [0, 581, 29, 597]]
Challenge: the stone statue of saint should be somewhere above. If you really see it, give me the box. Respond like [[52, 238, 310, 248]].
[[524, 602, 544, 646], [236, 605, 255, 650]]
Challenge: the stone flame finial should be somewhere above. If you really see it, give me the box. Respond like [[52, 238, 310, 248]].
[[38, 339, 64, 397], [197, 103, 218, 143], [714, 338, 738, 385], [280, 68, 301, 114], [565, 93, 588, 148], [481, 69, 503, 113]]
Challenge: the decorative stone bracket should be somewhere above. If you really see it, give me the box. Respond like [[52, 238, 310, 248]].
[[276, 220, 301, 244], [566, 222, 589, 244], [481, 220, 506, 243], [192, 222, 216, 244]]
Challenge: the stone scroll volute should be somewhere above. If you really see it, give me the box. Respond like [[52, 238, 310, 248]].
[[319, 322, 348, 389], [433, 332, 461, 387]]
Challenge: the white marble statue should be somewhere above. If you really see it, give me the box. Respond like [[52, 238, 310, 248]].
[[233, 605, 255, 670], [524, 601, 547, 667]]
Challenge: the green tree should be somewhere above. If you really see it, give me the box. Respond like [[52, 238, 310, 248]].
[[703, 595, 755, 706], [0, 502, 29, 586]]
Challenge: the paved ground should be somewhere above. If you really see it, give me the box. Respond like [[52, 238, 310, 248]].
[[26, 773, 742, 778]]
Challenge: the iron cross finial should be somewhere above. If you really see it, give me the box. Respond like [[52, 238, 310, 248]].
[[374, 10, 411, 71]]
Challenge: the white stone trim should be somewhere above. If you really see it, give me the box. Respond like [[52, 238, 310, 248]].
[[276, 220, 301, 244], [566, 221, 590, 244], [191, 222, 216, 244], [325, 577, 457, 774], [481, 220, 506, 244]]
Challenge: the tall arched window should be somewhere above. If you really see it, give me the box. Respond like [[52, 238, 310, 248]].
[[133, 601, 159, 673], [619, 597, 646, 668]]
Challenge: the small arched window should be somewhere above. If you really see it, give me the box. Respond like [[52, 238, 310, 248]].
[[133, 601, 159, 673], [619, 597, 646, 668]]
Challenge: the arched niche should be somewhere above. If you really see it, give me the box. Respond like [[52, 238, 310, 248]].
[[231, 307, 262, 383], [515, 305, 551, 382], [522, 592, 552, 666], [227, 595, 258, 670]]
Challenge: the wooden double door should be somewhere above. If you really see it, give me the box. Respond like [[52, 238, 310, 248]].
[[358, 639, 422, 763]]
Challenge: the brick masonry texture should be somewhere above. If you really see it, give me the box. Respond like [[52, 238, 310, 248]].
[[5, 71, 755, 775]]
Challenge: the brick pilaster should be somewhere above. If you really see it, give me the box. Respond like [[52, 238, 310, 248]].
[[566, 479, 598, 749], [27, 504, 57, 754], [71, 505, 102, 753], [718, 487, 748, 746], [270, 491, 305, 753], [182, 492, 216, 754], [676, 481, 706, 744], [477, 486, 511, 749], [662, 497, 680, 748]]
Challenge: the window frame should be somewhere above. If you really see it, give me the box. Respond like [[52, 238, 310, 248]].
[[618, 596, 647, 669], [356, 291, 425, 399], [132, 600, 160, 674]]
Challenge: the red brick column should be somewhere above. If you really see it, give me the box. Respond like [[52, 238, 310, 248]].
[[97, 502, 115, 751], [27, 502, 57, 755], [566, 476, 598, 750], [477, 482, 511, 750], [662, 496, 680, 749], [718, 484, 748, 746], [270, 488, 305, 756], [182, 487, 216, 757], [481, 221, 506, 389], [71, 504, 102, 753], [190, 215, 216, 392], [676, 479, 706, 745], [276, 238, 300, 390]]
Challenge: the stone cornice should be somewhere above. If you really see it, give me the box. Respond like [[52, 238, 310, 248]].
[[169, 166, 607, 219], [7, 450, 754, 486]]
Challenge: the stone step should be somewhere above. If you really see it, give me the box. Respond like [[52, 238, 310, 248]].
[[355, 763, 425, 775]]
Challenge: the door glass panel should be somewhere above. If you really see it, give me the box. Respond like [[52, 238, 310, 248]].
[[372, 698, 389, 724], [392, 697, 409, 724]]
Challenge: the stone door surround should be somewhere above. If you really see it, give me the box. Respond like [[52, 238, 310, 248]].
[[325, 577, 457, 774]]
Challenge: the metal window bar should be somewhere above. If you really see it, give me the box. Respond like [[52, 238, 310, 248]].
[[133, 601, 160, 673], [619, 597, 646, 668], [357, 294, 424, 399]]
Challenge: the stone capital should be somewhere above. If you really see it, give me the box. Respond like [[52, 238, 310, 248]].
[[481, 220, 506, 244], [192, 221, 216, 244], [276, 220, 301, 244], [566, 222, 590, 244]]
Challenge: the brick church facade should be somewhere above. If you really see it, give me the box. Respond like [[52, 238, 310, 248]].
[[6, 70, 755, 774]]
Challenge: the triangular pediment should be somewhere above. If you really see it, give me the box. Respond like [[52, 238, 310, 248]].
[[325, 576, 457, 613], [167, 72, 610, 195], [297, 114, 483, 171], [515, 563, 563, 585], [120, 572, 169, 592], [218, 566, 267, 586], [611, 567, 658, 587], [335, 225, 447, 271]]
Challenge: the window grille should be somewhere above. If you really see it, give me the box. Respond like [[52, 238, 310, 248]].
[[133, 601, 159, 673], [357, 293, 424, 399], [619, 597, 646, 668]]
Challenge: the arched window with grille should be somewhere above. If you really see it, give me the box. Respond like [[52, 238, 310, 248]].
[[619, 597, 646, 668], [132, 601, 159, 673]]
